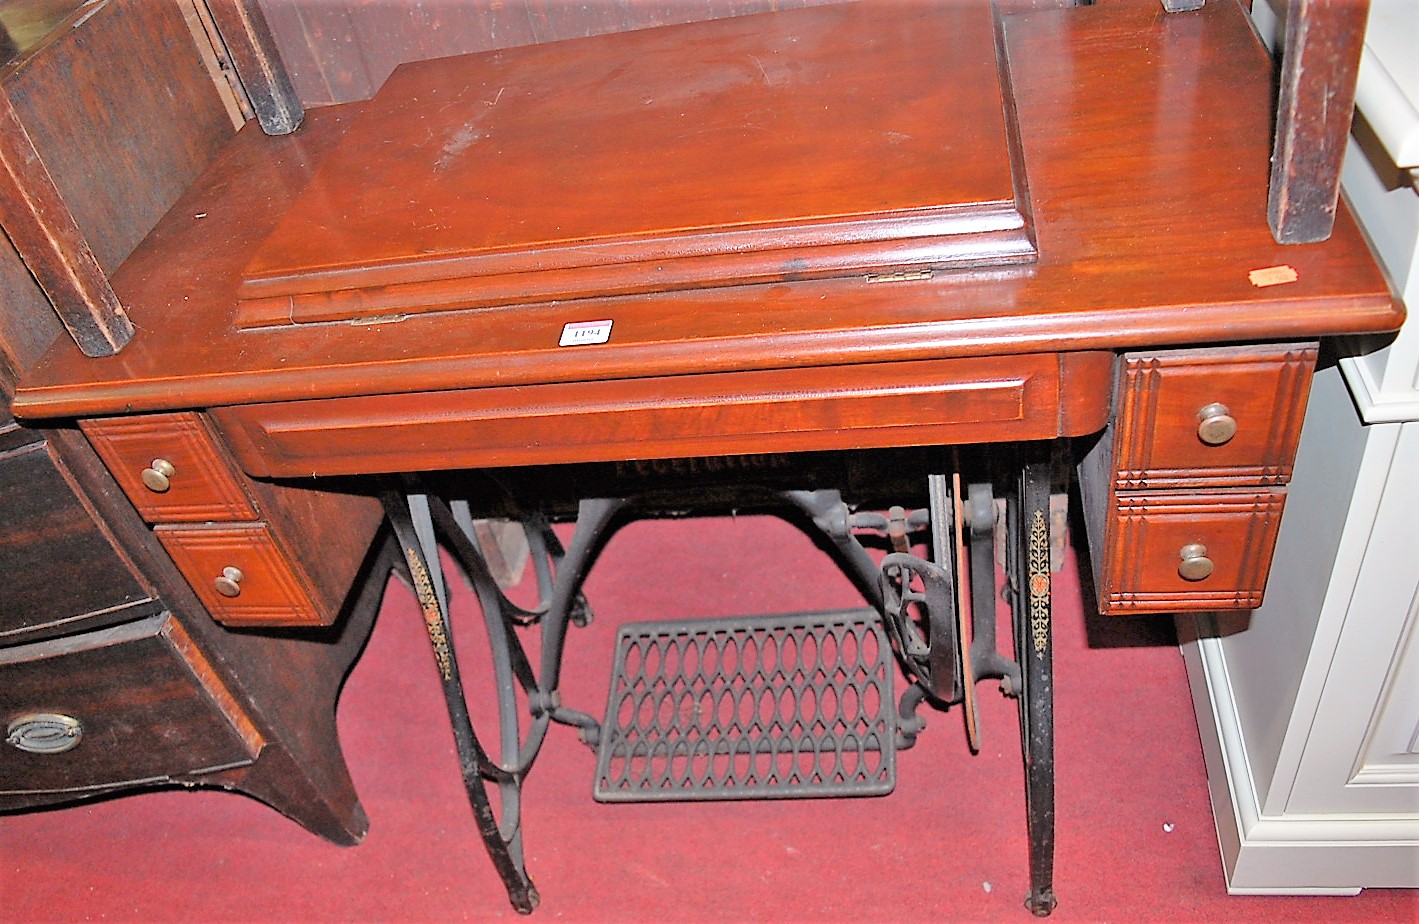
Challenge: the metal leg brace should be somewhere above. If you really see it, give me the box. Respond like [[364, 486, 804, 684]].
[[384, 492, 540, 913], [382, 490, 624, 913]]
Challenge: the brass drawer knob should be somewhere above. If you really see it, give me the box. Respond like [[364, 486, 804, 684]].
[[214, 566, 244, 598], [1178, 543, 1215, 581], [140, 458, 177, 492], [1196, 403, 1238, 446]]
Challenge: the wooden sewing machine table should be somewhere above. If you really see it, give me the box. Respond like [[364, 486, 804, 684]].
[[10, 0, 1401, 916]]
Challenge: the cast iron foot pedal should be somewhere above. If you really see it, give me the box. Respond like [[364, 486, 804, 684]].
[[594, 609, 896, 802]]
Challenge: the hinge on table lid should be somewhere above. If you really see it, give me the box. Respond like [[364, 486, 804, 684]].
[[864, 269, 934, 284]]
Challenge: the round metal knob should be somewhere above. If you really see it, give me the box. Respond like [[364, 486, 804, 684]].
[[1196, 403, 1238, 446], [140, 458, 177, 493], [214, 566, 244, 598], [1178, 543, 1215, 582]]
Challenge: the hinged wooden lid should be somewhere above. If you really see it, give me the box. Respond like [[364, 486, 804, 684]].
[[235, 2, 1035, 330]]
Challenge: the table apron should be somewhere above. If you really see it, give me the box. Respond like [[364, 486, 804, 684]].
[[212, 353, 1113, 478]]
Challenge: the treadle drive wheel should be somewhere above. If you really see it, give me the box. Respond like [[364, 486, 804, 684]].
[[877, 472, 972, 709]]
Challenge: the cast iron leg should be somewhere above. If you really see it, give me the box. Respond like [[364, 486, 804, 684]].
[[780, 489, 886, 611], [384, 492, 540, 914], [1008, 457, 1057, 916]]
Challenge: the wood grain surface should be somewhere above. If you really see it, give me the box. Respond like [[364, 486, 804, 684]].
[[235, 3, 1033, 328], [12, 0, 1400, 425], [211, 352, 1111, 477]]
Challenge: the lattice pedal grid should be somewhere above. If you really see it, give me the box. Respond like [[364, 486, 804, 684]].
[[593, 609, 896, 802]]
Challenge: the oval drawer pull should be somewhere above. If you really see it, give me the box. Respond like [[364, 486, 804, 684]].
[[214, 566, 245, 598], [1178, 543, 1215, 581], [6, 712, 84, 754], [1196, 403, 1238, 446], [140, 458, 177, 492]]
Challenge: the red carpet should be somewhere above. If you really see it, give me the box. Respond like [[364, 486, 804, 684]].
[[2, 516, 1414, 922]]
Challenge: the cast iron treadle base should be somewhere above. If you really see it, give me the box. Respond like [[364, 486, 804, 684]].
[[593, 609, 896, 802]]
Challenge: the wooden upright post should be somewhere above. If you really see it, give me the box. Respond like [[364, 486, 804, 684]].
[[1268, 0, 1370, 244], [202, 0, 304, 135], [0, 86, 132, 358]]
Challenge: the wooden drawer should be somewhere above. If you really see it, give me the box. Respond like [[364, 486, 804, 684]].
[[1079, 342, 1318, 616], [81, 412, 257, 523], [0, 614, 262, 793], [1, 440, 156, 641], [1113, 343, 1316, 489], [1096, 490, 1287, 615], [83, 410, 384, 628], [156, 523, 326, 626]]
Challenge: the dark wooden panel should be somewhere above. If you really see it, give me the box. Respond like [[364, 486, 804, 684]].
[[3, 0, 234, 273], [0, 614, 259, 793], [184, 535, 397, 844], [1268, 0, 1368, 244], [0, 85, 131, 356], [205, 0, 303, 134], [0, 215, 62, 378], [0, 440, 153, 640], [260, 0, 835, 106]]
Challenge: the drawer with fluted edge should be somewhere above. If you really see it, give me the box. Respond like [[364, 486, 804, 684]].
[[1094, 489, 1287, 615], [156, 523, 328, 627], [81, 412, 257, 524], [1111, 342, 1317, 490]]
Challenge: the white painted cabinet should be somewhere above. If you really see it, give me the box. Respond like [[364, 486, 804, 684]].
[[1179, 0, 1419, 893]]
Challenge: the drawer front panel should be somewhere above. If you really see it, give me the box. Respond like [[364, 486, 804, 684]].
[[1113, 343, 1316, 489], [0, 412, 41, 454], [0, 614, 261, 793], [214, 354, 1114, 477], [157, 523, 325, 626], [0, 441, 153, 640], [82, 412, 257, 523], [1099, 490, 1286, 614]]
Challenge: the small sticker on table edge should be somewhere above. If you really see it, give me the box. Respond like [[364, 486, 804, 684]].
[[560, 319, 613, 347], [1248, 265, 1298, 287]]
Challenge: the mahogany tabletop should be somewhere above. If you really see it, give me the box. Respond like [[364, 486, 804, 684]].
[[13, 0, 1400, 423]]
